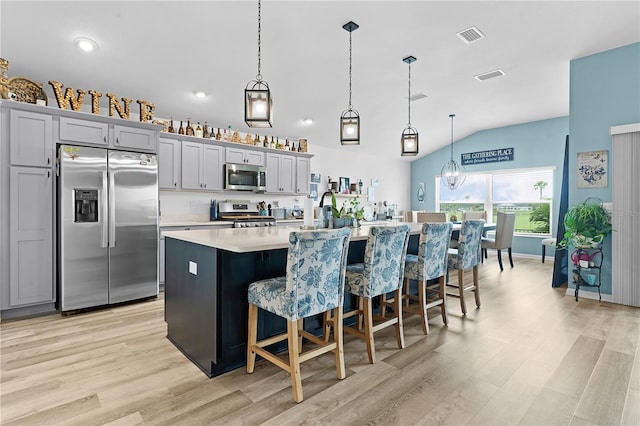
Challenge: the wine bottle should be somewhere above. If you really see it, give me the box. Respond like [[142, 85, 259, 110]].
[[35, 84, 47, 106], [168, 117, 175, 133], [216, 128, 222, 140], [203, 121, 209, 138], [178, 121, 185, 135], [254, 134, 260, 145], [195, 122, 203, 138], [226, 125, 232, 141], [186, 119, 194, 136], [270, 136, 275, 149], [263, 135, 268, 147]]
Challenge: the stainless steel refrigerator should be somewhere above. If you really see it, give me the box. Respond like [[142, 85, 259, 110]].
[[58, 145, 158, 312]]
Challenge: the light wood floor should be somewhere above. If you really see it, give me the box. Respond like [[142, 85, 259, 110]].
[[1, 256, 639, 425]]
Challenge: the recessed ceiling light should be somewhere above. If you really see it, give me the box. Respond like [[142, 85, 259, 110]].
[[302, 118, 314, 125], [193, 90, 207, 98], [74, 37, 98, 52]]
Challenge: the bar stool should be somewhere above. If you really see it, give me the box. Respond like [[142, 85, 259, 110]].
[[341, 225, 411, 364], [447, 220, 485, 315], [246, 228, 351, 403], [541, 237, 556, 263], [403, 222, 453, 334]]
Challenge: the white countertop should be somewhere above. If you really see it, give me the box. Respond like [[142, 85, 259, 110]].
[[163, 222, 425, 253]]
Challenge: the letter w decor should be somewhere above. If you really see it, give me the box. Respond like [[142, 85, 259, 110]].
[[49, 80, 86, 111]]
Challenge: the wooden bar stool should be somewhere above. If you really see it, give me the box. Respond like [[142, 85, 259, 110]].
[[246, 228, 351, 403], [403, 222, 453, 334], [340, 225, 411, 364], [446, 220, 485, 315]]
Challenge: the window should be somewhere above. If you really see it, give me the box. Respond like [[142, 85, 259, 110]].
[[436, 167, 554, 235]]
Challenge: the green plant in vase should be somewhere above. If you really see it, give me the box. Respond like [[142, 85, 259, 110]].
[[558, 197, 612, 249], [330, 193, 364, 227]]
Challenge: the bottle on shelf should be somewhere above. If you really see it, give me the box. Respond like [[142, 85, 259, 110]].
[[167, 117, 175, 133], [216, 128, 222, 140], [203, 121, 209, 138], [254, 133, 260, 145], [35, 84, 47, 106], [270, 136, 275, 149], [263, 135, 268, 147], [195, 122, 203, 138], [178, 121, 185, 135], [225, 125, 232, 141], [285, 139, 290, 150], [185, 119, 194, 136], [291, 140, 296, 151]]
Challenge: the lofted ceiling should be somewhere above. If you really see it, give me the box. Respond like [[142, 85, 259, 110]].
[[1, 1, 639, 161]]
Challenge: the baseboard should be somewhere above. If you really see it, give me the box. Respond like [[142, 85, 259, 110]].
[[564, 287, 613, 303]]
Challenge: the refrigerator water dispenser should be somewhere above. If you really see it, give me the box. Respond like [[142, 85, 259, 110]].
[[74, 189, 98, 222]]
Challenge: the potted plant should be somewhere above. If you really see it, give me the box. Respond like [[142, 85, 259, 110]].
[[558, 198, 612, 249], [330, 192, 364, 228]]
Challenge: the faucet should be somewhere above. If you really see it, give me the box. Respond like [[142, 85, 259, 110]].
[[319, 191, 333, 208]]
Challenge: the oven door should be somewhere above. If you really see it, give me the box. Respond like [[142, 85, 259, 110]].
[[224, 163, 266, 191]]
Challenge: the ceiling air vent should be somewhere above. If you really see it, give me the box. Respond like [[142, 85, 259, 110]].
[[457, 26, 484, 44], [409, 92, 427, 101], [475, 69, 505, 82]]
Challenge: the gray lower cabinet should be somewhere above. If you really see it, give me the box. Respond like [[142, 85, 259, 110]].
[[10, 109, 53, 168], [181, 141, 223, 191], [266, 153, 295, 194], [159, 138, 181, 189], [9, 166, 54, 306]]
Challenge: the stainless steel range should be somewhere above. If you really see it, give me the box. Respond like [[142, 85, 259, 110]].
[[217, 202, 277, 228]]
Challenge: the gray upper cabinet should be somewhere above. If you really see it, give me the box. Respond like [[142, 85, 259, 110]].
[[181, 141, 224, 191], [10, 109, 53, 168], [266, 153, 295, 194], [9, 166, 54, 307], [158, 138, 181, 189], [225, 147, 265, 166], [113, 125, 157, 152], [296, 157, 310, 195], [59, 116, 108, 146]]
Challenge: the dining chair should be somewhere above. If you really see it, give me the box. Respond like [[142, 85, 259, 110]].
[[246, 228, 351, 403], [416, 212, 447, 223], [481, 212, 516, 271], [403, 222, 453, 334], [446, 220, 485, 315], [340, 225, 411, 364], [462, 210, 487, 221]]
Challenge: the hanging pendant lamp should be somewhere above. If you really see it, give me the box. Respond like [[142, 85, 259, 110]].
[[441, 113, 466, 190], [340, 21, 360, 145], [401, 56, 418, 156], [245, 0, 273, 128]]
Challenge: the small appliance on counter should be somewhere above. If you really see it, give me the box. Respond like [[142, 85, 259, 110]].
[[210, 199, 218, 221], [217, 201, 276, 227]]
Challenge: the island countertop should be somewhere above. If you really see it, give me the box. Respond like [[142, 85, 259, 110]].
[[163, 222, 424, 253]]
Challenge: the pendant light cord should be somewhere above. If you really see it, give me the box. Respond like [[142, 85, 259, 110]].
[[450, 114, 455, 160], [348, 29, 352, 109], [256, 0, 262, 81], [407, 61, 412, 127]]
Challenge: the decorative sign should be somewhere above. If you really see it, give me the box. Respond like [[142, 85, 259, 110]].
[[461, 148, 514, 165], [48, 80, 155, 122], [577, 150, 607, 188]]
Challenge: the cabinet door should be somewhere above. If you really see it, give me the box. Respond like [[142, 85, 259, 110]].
[[225, 147, 246, 164], [158, 138, 181, 189], [265, 153, 281, 193], [59, 116, 108, 146], [296, 157, 310, 195], [279, 155, 295, 194], [10, 110, 53, 168], [181, 142, 203, 190], [113, 125, 157, 152], [244, 150, 265, 166], [9, 166, 54, 306], [202, 144, 224, 191]]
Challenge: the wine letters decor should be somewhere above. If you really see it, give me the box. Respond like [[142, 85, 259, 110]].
[[48, 80, 155, 122]]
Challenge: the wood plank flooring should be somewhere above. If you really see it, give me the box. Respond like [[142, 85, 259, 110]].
[[2, 256, 639, 425]]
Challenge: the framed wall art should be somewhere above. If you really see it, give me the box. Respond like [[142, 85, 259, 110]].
[[577, 150, 608, 188]]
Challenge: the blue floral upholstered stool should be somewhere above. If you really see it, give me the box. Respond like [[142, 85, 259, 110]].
[[447, 220, 485, 315], [403, 222, 453, 334], [246, 228, 351, 403], [340, 225, 411, 364]]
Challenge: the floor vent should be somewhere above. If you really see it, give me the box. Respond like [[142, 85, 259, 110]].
[[457, 26, 485, 44], [475, 69, 505, 81]]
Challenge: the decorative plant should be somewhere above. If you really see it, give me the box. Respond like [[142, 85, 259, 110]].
[[330, 193, 364, 221], [558, 198, 612, 249]]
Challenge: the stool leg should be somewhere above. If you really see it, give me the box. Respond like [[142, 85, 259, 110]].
[[418, 279, 429, 335], [473, 265, 480, 308], [458, 269, 467, 315], [439, 276, 448, 326], [497, 250, 504, 271], [287, 320, 303, 403], [363, 298, 376, 364], [323, 310, 332, 343], [508, 248, 514, 268], [297, 318, 304, 354], [542, 245, 546, 263], [333, 306, 346, 380], [247, 303, 258, 373]]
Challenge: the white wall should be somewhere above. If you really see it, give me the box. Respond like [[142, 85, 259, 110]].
[[159, 143, 411, 219]]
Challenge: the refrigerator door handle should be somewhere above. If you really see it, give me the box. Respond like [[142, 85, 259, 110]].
[[101, 170, 109, 248], [109, 170, 116, 247]]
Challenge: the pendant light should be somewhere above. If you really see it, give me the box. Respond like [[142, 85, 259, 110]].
[[340, 21, 360, 145], [401, 56, 418, 156], [245, 0, 272, 128], [441, 113, 466, 190]]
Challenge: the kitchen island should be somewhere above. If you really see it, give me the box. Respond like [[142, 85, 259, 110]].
[[163, 222, 423, 377]]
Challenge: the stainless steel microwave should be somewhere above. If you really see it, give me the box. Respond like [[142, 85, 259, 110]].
[[224, 163, 266, 191]]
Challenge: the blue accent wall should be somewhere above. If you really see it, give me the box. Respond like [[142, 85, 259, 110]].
[[410, 116, 569, 257], [568, 42, 640, 296]]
